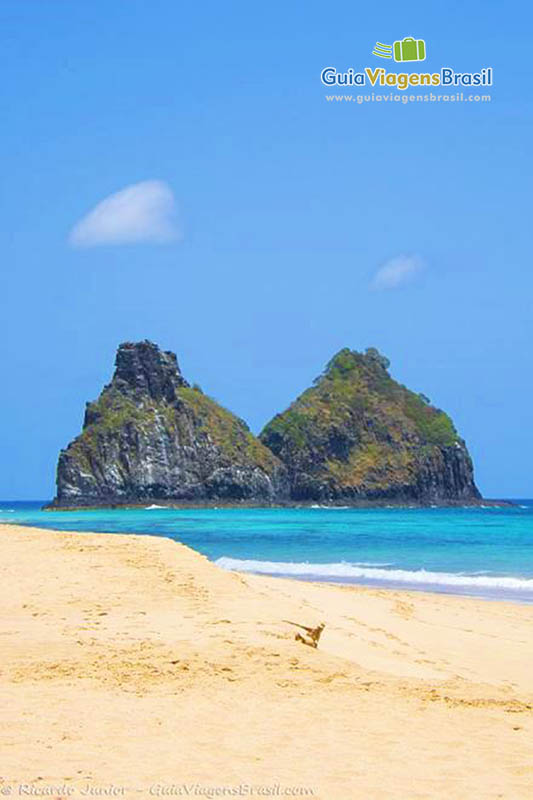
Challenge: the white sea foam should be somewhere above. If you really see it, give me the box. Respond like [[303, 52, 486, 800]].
[[309, 504, 350, 509], [145, 504, 166, 510], [215, 557, 533, 593]]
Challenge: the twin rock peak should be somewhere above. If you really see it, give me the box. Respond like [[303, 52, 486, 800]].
[[52, 340, 480, 507]]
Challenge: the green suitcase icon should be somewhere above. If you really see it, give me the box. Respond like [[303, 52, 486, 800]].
[[393, 37, 426, 62]]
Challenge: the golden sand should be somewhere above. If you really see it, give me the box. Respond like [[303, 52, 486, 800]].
[[1, 524, 532, 799]]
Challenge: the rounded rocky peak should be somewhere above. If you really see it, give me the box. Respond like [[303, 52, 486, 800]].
[[324, 347, 391, 378], [112, 340, 189, 401], [363, 347, 391, 371]]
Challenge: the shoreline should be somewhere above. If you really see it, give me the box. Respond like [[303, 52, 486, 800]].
[[279, 572, 533, 605], [5, 515, 533, 606], [43, 497, 514, 511], [1, 523, 532, 798]]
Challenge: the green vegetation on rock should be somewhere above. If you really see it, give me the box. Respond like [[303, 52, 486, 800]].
[[52, 340, 479, 507], [260, 347, 477, 502], [53, 340, 287, 506], [176, 386, 280, 472]]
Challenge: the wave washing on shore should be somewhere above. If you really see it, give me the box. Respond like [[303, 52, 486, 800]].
[[2, 500, 533, 602], [215, 556, 533, 598]]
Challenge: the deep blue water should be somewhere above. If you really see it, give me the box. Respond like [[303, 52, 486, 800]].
[[1, 500, 533, 602]]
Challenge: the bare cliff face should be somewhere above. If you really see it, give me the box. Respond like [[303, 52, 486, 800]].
[[53, 341, 288, 507], [260, 348, 481, 504]]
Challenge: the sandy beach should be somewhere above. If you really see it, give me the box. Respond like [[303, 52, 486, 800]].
[[1, 524, 532, 799]]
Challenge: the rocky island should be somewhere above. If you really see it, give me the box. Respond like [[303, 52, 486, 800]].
[[50, 341, 480, 507], [51, 341, 288, 507], [261, 347, 480, 504]]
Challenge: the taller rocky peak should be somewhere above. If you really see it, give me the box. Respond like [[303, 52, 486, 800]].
[[52, 340, 288, 507], [111, 340, 189, 402]]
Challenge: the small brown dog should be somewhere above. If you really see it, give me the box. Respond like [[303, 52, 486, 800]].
[[284, 621, 326, 649]]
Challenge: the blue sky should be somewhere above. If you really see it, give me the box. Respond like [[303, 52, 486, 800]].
[[1, 1, 531, 499]]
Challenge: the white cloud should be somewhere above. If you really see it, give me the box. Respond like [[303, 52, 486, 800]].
[[371, 254, 425, 290], [69, 180, 181, 247]]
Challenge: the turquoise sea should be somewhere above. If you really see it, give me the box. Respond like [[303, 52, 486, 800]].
[[1, 501, 533, 603]]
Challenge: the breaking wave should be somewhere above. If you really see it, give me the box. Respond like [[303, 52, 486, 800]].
[[215, 557, 533, 593], [309, 504, 351, 509]]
